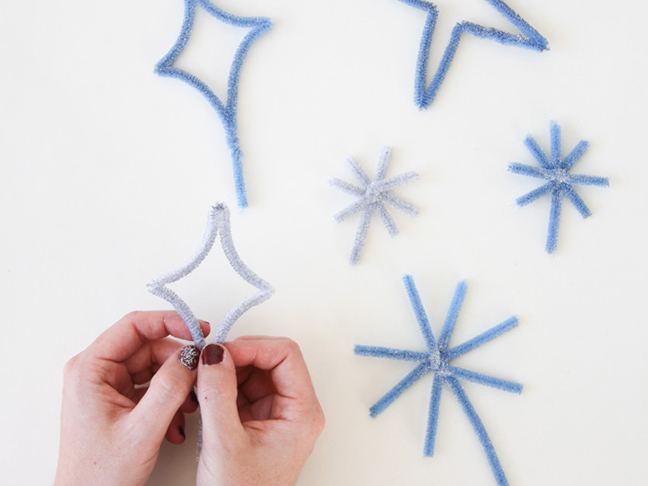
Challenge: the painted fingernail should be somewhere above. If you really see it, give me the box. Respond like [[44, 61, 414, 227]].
[[178, 346, 200, 370], [190, 390, 198, 405], [178, 425, 186, 439], [202, 344, 224, 365]]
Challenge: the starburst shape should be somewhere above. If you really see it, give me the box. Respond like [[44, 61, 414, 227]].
[[396, 0, 548, 108], [148, 202, 274, 348], [355, 276, 521, 486], [155, 0, 273, 208], [330, 147, 419, 264], [509, 121, 609, 254]]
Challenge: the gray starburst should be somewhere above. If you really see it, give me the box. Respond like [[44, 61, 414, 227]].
[[331, 147, 419, 264]]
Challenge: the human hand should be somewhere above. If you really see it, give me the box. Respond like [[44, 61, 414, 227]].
[[196, 337, 325, 486], [54, 311, 209, 486]]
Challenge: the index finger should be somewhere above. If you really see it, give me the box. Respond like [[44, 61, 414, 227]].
[[225, 337, 317, 402], [89, 311, 210, 362]]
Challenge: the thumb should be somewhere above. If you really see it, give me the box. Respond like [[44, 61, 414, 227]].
[[197, 343, 245, 447], [130, 345, 200, 439]]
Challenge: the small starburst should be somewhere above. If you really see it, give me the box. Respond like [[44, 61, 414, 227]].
[[509, 121, 609, 253], [355, 276, 521, 486], [148, 202, 273, 347], [330, 147, 419, 264], [155, 0, 273, 208]]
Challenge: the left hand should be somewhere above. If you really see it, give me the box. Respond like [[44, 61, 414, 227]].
[[54, 311, 209, 486]]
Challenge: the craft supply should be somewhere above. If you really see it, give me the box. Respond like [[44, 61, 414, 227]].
[[155, 0, 273, 208], [356, 276, 521, 486], [395, 0, 547, 108], [148, 202, 274, 347], [331, 147, 419, 264], [509, 121, 609, 253]]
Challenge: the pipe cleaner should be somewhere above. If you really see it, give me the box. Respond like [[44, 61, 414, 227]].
[[509, 121, 609, 254], [155, 0, 273, 208], [330, 147, 419, 265], [355, 276, 521, 486], [395, 0, 548, 108], [148, 202, 274, 347]]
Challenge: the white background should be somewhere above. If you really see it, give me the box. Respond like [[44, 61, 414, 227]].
[[1, 0, 646, 485]]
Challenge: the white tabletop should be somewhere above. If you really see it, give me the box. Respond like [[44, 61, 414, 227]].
[[1, 0, 646, 485]]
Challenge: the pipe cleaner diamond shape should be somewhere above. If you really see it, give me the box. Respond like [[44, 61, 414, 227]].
[[355, 275, 521, 486], [155, 0, 273, 208], [148, 202, 274, 348]]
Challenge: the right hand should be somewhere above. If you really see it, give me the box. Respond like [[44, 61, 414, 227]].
[[196, 337, 325, 486]]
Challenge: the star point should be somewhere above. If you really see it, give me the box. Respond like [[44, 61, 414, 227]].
[[396, 0, 548, 108]]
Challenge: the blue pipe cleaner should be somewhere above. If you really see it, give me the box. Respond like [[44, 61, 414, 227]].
[[355, 276, 521, 486], [148, 202, 274, 347], [330, 147, 420, 265], [155, 0, 273, 208], [509, 121, 609, 254], [395, 0, 548, 108]]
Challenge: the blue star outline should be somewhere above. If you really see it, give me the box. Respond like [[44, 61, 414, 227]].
[[155, 0, 273, 208], [509, 121, 609, 253], [355, 276, 521, 486], [397, 0, 548, 108]]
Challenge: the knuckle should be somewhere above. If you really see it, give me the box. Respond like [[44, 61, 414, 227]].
[[62, 354, 81, 380], [123, 310, 143, 322], [281, 338, 301, 354], [312, 405, 326, 436], [152, 372, 183, 400]]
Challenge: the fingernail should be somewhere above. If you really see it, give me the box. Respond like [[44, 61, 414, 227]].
[[178, 426, 186, 439], [190, 390, 198, 405], [178, 346, 200, 370], [202, 344, 224, 365]]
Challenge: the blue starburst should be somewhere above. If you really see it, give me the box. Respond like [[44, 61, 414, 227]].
[[509, 121, 609, 254], [396, 0, 548, 108], [355, 276, 521, 486], [155, 0, 273, 208]]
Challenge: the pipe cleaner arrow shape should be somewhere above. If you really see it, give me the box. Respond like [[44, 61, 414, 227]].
[[148, 202, 274, 348], [397, 0, 548, 108], [356, 276, 521, 486], [155, 0, 273, 208]]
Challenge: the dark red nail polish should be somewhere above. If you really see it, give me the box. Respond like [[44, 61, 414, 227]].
[[190, 390, 198, 405], [202, 344, 224, 365], [178, 346, 200, 370], [178, 426, 186, 439]]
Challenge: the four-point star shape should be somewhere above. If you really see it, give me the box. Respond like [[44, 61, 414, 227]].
[[155, 0, 273, 208], [509, 121, 609, 253], [355, 276, 521, 486], [148, 202, 274, 348], [397, 0, 548, 108], [330, 147, 420, 265]]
